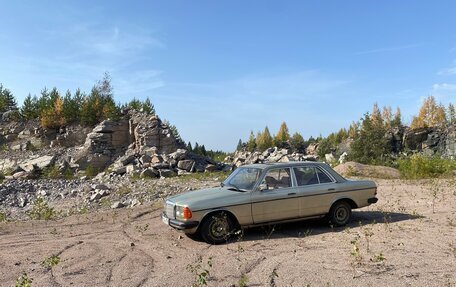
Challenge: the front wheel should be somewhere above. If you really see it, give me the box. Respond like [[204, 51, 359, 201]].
[[200, 212, 233, 244], [328, 201, 352, 227]]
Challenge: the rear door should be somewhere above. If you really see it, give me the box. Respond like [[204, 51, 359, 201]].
[[251, 168, 300, 223], [293, 166, 337, 217]]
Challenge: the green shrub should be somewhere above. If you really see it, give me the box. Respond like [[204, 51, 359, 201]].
[[27, 197, 56, 220], [0, 211, 6, 222], [15, 272, 32, 287], [398, 154, 456, 179]]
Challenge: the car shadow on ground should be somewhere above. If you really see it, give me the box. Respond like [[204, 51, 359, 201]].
[[231, 210, 423, 243]]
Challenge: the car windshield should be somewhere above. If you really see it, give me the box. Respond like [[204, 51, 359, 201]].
[[222, 167, 261, 191]]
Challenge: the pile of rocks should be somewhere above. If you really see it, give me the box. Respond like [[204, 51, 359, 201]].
[[109, 148, 225, 178], [227, 147, 317, 167]]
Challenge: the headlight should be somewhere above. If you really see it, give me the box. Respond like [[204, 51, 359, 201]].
[[176, 206, 192, 219]]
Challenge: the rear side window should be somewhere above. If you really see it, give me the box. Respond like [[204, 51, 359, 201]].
[[316, 168, 333, 183], [293, 167, 319, 186]]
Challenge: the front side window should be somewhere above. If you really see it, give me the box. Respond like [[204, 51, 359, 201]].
[[262, 168, 291, 190], [223, 167, 261, 191]]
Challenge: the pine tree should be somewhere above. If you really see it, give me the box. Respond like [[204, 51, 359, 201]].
[[274, 122, 290, 148], [128, 98, 142, 111], [447, 103, 455, 125], [246, 131, 256, 152], [348, 121, 359, 139], [21, 94, 39, 120], [236, 139, 243, 151], [142, 97, 155, 114], [290, 132, 306, 153], [391, 107, 402, 127], [187, 141, 193, 152], [38, 87, 51, 115], [0, 84, 18, 112], [349, 113, 389, 164], [62, 90, 80, 123]]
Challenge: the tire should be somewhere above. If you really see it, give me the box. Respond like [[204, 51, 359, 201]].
[[200, 212, 233, 244], [328, 201, 352, 227]]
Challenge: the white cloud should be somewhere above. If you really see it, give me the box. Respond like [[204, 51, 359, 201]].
[[438, 67, 456, 75], [432, 83, 456, 91], [354, 44, 422, 55]]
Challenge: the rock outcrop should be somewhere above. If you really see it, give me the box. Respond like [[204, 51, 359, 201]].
[[227, 147, 317, 167]]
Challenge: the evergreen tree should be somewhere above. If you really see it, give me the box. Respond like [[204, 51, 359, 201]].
[[349, 113, 389, 164], [348, 121, 359, 139], [0, 84, 18, 112], [246, 131, 256, 152], [21, 94, 39, 120], [391, 107, 402, 127], [274, 122, 290, 148], [128, 98, 142, 111], [38, 87, 51, 115], [142, 97, 155, 114], [187, 141, 193, 152], [236, 139, 243, 151], [446, 103, 455, 125], [62, 90, 80, 123], [290, 132, 306, 153]]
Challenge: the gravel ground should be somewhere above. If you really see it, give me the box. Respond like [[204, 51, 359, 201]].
[[0, 178, 455, 287]]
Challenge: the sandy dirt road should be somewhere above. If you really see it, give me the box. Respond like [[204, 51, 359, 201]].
[[0, 179, 455, 287]]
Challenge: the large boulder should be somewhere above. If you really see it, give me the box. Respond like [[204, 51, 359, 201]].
[[334, 161, 400, 179], [20, 155, 57, 172]]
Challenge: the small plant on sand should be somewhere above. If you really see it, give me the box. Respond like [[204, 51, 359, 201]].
[[15, 272, 32, 287], [42, 255, 60, 268], [238, 273, 249, 287], [268, 267, 279, 287], [350, 235, 363, 278], [186, 255, 213, 287], [27, 197, 56, 220], [370, 253, 386, 263], [0, 211, 6, 222], [360, 222, 374, 252]]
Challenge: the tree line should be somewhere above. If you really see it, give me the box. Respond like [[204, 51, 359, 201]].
[[237, 96, 455, 165], [0, 73, 155, 129]]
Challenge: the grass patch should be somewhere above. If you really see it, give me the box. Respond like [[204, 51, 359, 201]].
[[42, 255, 60, 268], [15, 272, 32, 287], [398, 154, 456, 179]]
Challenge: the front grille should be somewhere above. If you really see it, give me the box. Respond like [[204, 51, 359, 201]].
[[165, 201, 175, 219]]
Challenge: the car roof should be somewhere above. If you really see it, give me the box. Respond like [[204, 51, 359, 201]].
[[242, 161, 328, 169]]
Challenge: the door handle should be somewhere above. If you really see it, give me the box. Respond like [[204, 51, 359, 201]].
[[328, 188, 335, 191], [288, 192, 296, 196]]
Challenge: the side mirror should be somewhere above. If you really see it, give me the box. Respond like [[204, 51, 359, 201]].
[[258, 183, 268, 191]]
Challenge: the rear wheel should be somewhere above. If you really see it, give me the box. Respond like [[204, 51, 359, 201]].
[[200, 212, 233, 244], [328, 201, 352, 227]]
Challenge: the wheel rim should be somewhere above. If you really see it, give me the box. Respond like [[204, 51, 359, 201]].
[[209, 217, 229, 239], [335, 206, 348, 223]]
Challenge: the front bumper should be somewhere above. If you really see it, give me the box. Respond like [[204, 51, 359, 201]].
[[161, 212, 199, 230]]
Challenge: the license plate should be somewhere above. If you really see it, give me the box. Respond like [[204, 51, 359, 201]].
[[162, 214, 169, 225]]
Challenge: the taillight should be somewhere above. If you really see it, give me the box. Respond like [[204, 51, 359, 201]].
[[183, 207, 192, 219]]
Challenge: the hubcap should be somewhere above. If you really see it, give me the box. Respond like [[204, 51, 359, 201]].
[[210, 218, 229, 238], [335, 207, 347, 222]]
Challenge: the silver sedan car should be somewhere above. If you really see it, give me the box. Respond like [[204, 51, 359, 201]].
[[161, 162, 378, 244]]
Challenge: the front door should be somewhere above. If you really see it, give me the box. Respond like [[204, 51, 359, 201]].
[[251, 168, 300, 223]]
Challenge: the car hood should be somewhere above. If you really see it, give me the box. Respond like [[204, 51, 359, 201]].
[[166, 187, 249, 210]]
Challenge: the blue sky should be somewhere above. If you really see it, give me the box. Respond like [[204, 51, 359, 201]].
[[1, 1, 455, 151]]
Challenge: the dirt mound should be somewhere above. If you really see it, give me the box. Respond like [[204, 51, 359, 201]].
[[334, 161, 400, 179]]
